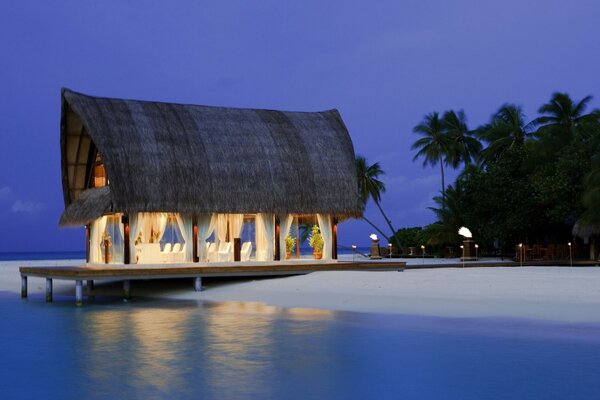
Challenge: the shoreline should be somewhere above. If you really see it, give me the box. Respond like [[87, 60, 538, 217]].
[[3, 258, 600, 323]]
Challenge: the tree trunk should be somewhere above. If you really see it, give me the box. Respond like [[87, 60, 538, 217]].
[[374, 200, 402, 250], [361, 216, 390, 241]]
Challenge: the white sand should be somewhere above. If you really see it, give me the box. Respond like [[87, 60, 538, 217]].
[[4, 258, 600, 323]]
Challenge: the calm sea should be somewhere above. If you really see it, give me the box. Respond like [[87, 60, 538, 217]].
[[1, 294, 599, 399]]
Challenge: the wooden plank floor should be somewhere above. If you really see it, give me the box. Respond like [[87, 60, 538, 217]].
[[19, 260, 407, 280]]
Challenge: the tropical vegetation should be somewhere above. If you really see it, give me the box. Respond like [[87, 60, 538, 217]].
[[409, 92, 600, 255]]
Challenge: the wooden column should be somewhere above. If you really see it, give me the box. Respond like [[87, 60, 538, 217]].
[[332, 217, 338, 260], [275, 217, 281, 261], [234, 238, 241, 261], [192, 215, 199, 262], [122, 215, 130, 264], [295, 219, 300, 258], [85, 224, 90, 263]]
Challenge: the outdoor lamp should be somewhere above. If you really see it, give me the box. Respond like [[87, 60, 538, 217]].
[[370, 234, 378, 241]]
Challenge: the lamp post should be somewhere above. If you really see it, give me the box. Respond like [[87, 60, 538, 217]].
[[352, 244, 357, 263], [475, 244, 479, 261], [518, 243, 523, 268], [421, 245, 425, 264], [460, 245, 464, 268], [388, 243, 392, 260], [568, 242, 572, 267]]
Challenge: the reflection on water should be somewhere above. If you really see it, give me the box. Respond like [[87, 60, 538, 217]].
[[2, 294, 600, 400], [75, 301, 335, 399]]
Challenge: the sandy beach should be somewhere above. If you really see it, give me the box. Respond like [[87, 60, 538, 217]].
[[4, 258, 600, 323]]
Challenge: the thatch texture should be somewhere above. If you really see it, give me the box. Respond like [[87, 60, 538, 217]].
[[59, 186, 113, 226], [60, 88, 360, 226]]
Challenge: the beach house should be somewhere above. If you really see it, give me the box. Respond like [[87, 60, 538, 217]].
[[58, 89, 360, 265]]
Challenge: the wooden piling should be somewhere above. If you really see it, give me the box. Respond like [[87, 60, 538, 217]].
[[194, 277, 202, 292], [45, 278, 53, 303], [75, 280, 83, 306], [21, 275, 27, 298], [123, 280, 131, 301]]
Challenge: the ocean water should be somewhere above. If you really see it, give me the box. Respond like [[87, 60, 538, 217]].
[[1, 294, 599, 400], [0, 251, 86, 261]]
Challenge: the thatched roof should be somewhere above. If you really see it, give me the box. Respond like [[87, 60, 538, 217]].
[[572, 219, 600, 239], [60, 88, 360, 226]]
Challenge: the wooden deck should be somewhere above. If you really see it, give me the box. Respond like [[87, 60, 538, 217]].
[[19, 260, 407, 305]]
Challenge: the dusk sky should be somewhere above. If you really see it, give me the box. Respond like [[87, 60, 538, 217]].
[[1, 1, 599, 252]]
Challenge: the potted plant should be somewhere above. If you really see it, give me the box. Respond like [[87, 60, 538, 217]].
[[101, 231, 112, 264], [285, 235, 296, 259], [308, 225, 324, 259]]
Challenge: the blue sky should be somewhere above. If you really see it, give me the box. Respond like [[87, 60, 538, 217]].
[[1, 1, 599, 252]]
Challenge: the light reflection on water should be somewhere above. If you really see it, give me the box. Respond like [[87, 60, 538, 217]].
[[2, 293, 600, 400]]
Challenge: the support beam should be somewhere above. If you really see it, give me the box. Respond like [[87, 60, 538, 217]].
[[275, 217, 281, 261], [123, 280, 131, 301], [194, 277, 202, 292], [122, 215, 130, 264], [21, 275, 27, 298], [234, 238, 241, 262], [192, 215, 199, 262], [75, 280, 83, 306], [332, 217, 338, 260], [45, 278, 53, 303], [85, 224, 90, 263]]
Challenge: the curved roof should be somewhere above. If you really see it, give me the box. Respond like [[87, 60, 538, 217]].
[[60, 89, 359, 226]]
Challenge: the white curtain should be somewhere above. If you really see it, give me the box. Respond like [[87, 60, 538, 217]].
[[114, 215, 125, 264], [256, 213, 275, 261], [317, 214, 332, 261], [157, 213, 168, 242], [229, 214, 244, 239], [176, 213, 194, 262], [279, 214, 294, 258], [90, 216, 108, 263], [129, 213, 143, 263], [197, 213, 217, 262], [216, 214, 228, 246]]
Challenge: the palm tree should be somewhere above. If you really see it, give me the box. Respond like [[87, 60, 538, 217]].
[[412, 112, 452, 201], [356, 155, 401, 247], [477, 104, 534, 164], [533, 92, 598, 143], [424, 181, 465, 245], [442, 110, 482, 168]]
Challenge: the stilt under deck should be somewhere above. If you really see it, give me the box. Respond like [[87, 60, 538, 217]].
[[19, 260, 406, 305]]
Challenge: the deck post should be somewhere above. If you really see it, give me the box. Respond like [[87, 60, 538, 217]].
[[85, 224, 90, 263], [332, 217, 338, 260], [45, 278, 53, 303], [192, 215, 199, 262], [194, 277, 202, 292], [275, 217, 281, 261], [123, 280, 131, 301], [87, 280, 94, 291], [21, 275, 27, 298], [75, 280, 83, 306], [122, 215, 130, 264]]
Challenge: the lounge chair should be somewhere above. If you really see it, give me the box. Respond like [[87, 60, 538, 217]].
[[207, 243, 218, 262], [217, 242, 232, 262], [161, 243, 172, 263], [170, 243, 181, 263], [240, 241, 252, 261]]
